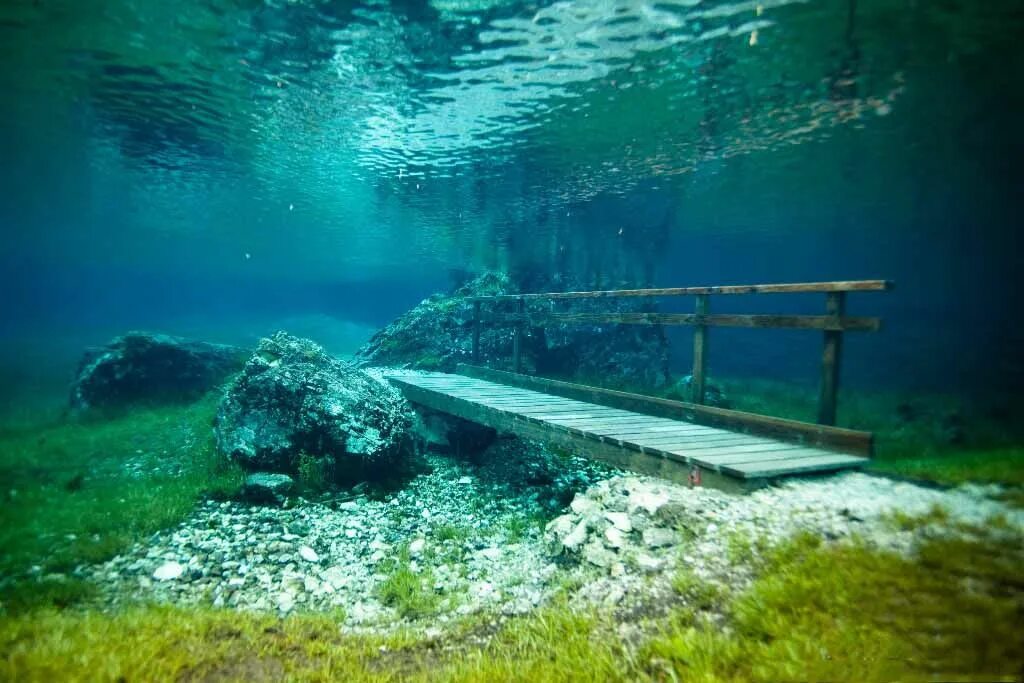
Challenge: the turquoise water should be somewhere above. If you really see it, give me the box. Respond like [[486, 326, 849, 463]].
[[1, 2, 1023, 680], [2, 1, 1021, 397]]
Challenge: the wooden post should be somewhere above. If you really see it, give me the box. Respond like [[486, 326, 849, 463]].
[[817, 291, 846, 425], [472, 301, 481, 363], [513, 297, 525, 374], [692, 294, 708, 404]]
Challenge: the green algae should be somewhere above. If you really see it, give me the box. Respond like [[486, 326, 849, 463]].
[[0, 392, 243, 612], [645, 530, 1024, 682], [376, 545, 443, 619], [3, 524, 1019, 682]]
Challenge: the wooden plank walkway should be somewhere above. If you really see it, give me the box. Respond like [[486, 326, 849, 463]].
[[386, 371, 868, 488]]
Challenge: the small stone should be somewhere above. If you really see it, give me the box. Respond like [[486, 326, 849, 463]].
[[228, 576, 246, 587], [642, 527, 676, 549], [299, 546, 319, 563], [457, 476, 473, 485], [545, 514, 574, 538], [628, 488, 669, 515], [604, 586, 625, 605], [277, 591, 296, 613], [409, 538, 426, 556], [603, 526, 627, 549], [242, 473, 294, 504], [635, 553, 664, 573], [561, 520, 589, 552], [582, 540, 616, 568], [477, 547, 502, 561], [570, 495, 598, 515], [605, 511, 633, 533], [153, 561, 184, 581], [323, 566, 347, 589]]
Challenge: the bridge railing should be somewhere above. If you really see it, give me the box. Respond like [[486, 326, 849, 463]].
[[466, 279, 892, 426]]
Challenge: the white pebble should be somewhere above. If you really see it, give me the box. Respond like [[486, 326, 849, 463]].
[[152, 561, 184, 581]]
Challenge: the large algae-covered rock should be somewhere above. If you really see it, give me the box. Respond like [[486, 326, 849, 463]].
[[215, 332, 412, 473], [356, 272, 670, 388], [70, 332, 247, 413], [530, 297, 671, 389], [355, 272, 515, 372]]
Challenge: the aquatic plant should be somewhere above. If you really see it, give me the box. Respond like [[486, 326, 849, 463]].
[[296, 451, 332, 492], [2, 521, 1020, 681], [377, 562, 441, 619], [433, 523, 472, 543], [0, 392, 243, 612], [644, 529, 1024, 681]]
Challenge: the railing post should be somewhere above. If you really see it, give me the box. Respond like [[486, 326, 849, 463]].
[[817, 291, 846, 425], [513, 296, 525, 373], [472, 300, 481, 363], [692, 294, 708, 404]]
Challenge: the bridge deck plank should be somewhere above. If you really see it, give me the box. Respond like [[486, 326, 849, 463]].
[[387, 372, 868, 484]]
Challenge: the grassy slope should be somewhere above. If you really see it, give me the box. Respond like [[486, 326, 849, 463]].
[[0, 380, 1021, 680], [1, 528, 1020, 682], [0, 393, 243, 612]]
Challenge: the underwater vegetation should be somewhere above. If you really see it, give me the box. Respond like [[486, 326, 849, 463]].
[[713, 376, 1024, 489], [0, 393, 243, 613], [1, 527, 1021, 681], [0, 290, 1020, 681]]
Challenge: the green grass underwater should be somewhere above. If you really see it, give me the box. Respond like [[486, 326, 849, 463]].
[[0, 377, 1022, 681]]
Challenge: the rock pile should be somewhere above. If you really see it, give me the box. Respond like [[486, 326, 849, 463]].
[[215, 332, 413, 475], [87, 447, 608, 626], [547, 471, 1024, 574]]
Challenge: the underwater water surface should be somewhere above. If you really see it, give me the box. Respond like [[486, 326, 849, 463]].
[[1, 0, 1023, 681]]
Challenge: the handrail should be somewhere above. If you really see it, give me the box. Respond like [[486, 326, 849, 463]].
[[468, 279, 892, 426], [467, 279, 892, 302]]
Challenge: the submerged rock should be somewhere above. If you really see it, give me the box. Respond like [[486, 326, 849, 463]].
[[215, 332, 413, 474], [355, 272, 670, 389], [242, 472, 295, 504], [355, 272, 514, 372], [70, 332, 247, 413]]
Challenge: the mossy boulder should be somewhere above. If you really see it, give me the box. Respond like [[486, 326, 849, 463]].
[[355, 272, 514, 372], [69, 332, 247, 414], [356, 272, 670, 388], [215, 332, 413, 475]]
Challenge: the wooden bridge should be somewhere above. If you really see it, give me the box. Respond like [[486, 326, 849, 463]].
[[387, 280, 891, 490]]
